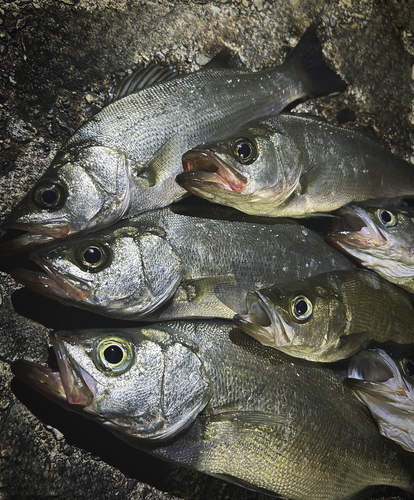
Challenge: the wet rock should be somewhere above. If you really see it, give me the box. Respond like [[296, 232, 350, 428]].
[[6, 116, 37, 143]]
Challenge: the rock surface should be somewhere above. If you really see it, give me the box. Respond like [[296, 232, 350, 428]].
[[0, 0, 414, 499]]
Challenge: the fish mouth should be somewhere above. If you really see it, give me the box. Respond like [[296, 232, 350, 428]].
[[12, 332, 96, 407], [177, 149, 248, 194], [233, 291, 292, 348], [328, 206, 387, 250], [11, 253, 90, 303], [0, 222, 71, 256]]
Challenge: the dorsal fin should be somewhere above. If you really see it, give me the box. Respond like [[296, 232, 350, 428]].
[[106, 63, 178, 105], [200, 48, 243, 71]]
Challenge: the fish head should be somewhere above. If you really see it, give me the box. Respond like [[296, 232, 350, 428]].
[[234, 276, 347, 362], [12, 327, 211, 441], [178, 120, 302, 215], [0, 146, 133, 254], [328, 205, 414, 279], [11, 224, 184, 319]]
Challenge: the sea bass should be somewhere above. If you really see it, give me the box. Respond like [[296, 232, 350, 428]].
[[347, 348, 414, 452], [11, 320, 414, 500], [0, 27, 347, 254], [234, 269, 414, 362], [11, 204, 353, 321], [177, 113, 414, 217], [327, 205, 414, 293]]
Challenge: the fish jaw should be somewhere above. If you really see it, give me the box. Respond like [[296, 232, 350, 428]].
[[180, 148, 248, 194], [11, 253, 90, 304], [12, 335, 96, 408]]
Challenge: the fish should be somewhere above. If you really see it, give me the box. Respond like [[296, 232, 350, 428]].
[[10, 203, 354, 321], [327, 205, 414, 293], [346, 348, 414, 452], [0, 26, 347, 254], [176, 113, 414, 217], [234, 269, 414, 362], [11, 320, 414, 500]]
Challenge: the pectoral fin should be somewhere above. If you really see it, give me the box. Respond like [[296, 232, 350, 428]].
[[143, 134, 184, 187]]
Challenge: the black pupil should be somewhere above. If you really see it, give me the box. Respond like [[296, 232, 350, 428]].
[[104, 345, 124, 364], [42, 189, 58, 205], [83, 247, 102, 264], [406, 360, 414, 377], [295, 299, 308, 316], [237, 142, 251, 159], [380, 210, 392, 224]]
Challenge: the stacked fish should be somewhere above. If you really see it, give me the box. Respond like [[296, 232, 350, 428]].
[[4, 25, 414, 500]]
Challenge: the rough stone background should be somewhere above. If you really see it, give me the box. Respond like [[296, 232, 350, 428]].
[[0, 0, 414, 499]]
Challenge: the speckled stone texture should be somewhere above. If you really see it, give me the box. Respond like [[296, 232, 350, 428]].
[[0, 0, 414, 499]]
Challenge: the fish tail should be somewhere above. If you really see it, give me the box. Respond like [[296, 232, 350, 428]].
[[287, 25, 347, 97]]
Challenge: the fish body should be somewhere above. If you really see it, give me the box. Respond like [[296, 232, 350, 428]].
[[177, 113, 414, 217], [0, 27, 347, 254], [12, 320, 414, 500], [234, 269, 414, 362], [11, 204, 354, 320], [327, 205, 414, 293], [347, 348, 414, 452]]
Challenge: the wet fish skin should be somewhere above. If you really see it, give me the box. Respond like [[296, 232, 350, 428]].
[[346, 348, 414, 452], [327, 205, 414, 293], [177, 113, 414, 217], [11, 320, 414, 500], [11, 204, 354, 321], [0, 26, 347, 254], [234, 269, 414, 362]]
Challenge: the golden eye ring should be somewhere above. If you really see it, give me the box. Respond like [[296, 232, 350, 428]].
[[33, 180, 66, 210], [75, 242, 112, 272], [375, 209, 396, 228], [290, 295, 313, 322], [96, 337, 134, 374], [231, 137, 258, 165]]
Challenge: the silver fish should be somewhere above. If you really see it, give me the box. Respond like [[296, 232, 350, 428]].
[[177, 113, 414, 217], [0, 27, 346, 254], [11, 204, 354, 321], [347, 348, 414, 452], [327, 205, 414, 293], [234, 269, 414, 362], [12, 321, 414, 500]]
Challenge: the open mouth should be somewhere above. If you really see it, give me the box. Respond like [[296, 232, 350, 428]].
[[11, 253, 90, 303], [12, 332, 96, 407], [177, 149, 248, 193]]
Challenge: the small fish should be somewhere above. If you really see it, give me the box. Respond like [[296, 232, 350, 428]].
[[0, 26, 347, 254], [327, 205, 414, 293], [11, 204, 354, 321], [234, 269, 414, 362], [12, 320, 414, 500], [177, 113, 414, 217], [346, 348, 414, 452]]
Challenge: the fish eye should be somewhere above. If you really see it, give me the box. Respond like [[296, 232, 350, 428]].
[[290, 295, 313, 322], [76, 242, 112, 272], [402, 359, 414, 379], [96, 337, 134, 374], [375, 209, 396, 227], [231, 138, 257, 165], [33, 180, 66, 210]]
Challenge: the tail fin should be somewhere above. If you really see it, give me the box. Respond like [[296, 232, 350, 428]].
[[287, 25, 347, 97]]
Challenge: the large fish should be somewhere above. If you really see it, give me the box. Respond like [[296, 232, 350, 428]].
[[327, 205, 414, 293], [11, 204, 353, 320], [11, 320, 414, 500], [177, 113, 414, 217], [0, 27, 347, 254], [234, 269, 414, 362], [347, 348, 414, 452]]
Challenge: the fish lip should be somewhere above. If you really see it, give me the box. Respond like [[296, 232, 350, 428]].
[[329, 206, 387, 249], [11, 254, 90, 303], [180, 148, 248, 193], [234, 291, 291, 347], [0, 222, 71, 255], [12, 335, 96, 408]]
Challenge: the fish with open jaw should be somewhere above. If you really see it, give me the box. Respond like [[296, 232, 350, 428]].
[[234, 269, 414, 362], [10, 204, 354, 321], [327, 205, 414, 293], [11, 320, 414, 500], [0, 26, 347, 254], [177, 113, 414, 217]]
